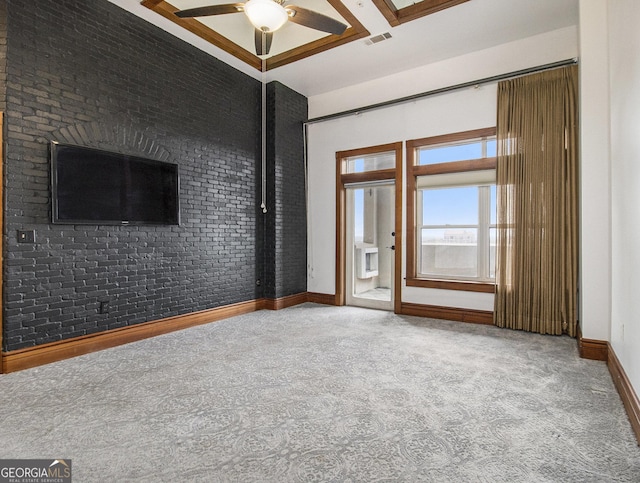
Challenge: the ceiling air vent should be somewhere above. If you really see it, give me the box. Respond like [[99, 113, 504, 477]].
[[365, 32, 392, 46]]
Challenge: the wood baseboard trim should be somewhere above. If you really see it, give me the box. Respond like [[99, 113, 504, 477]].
[[577, 325, 609, 361], [578, 337, 609, 361], [608, 344, 640, 445], [263, 292, 308, 310], [400, 302, 494, 325], [307, 292, 338, 305], [576, 327, 639, 445], [1, 299, 262, 374]]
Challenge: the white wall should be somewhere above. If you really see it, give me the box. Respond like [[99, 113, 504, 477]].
[[309, 26, 578, 119], [607, 0, 640, 405], [579, 0, 612, 341], [307, 27, 578, 311]]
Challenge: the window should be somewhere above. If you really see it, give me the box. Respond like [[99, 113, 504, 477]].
[[418, 137, 496, 165], [406, 128, 496, 292], [416, 171, 495, 281], [342, 151, 396, 174]]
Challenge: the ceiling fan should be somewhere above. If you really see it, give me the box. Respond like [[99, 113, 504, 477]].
[[175, 0, 349, 56]]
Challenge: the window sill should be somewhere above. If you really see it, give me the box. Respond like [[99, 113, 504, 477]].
[[406, 278, 495, 293]]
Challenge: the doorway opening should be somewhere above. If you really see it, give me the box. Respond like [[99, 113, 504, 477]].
[[345, 182, 394, 310]]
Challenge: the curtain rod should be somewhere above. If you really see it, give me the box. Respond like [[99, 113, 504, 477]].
[[305, 57, 578, 125]]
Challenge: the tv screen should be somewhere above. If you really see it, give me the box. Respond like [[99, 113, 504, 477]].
[[50, 142, 180, 225]]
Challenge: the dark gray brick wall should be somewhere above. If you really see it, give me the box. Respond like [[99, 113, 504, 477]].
[[264, 81, 308, 299], [0, 0, 6, 113], [2, 0, 267, 351]]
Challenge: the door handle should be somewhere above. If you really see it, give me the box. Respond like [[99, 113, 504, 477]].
[[386, 245, 395, 250]]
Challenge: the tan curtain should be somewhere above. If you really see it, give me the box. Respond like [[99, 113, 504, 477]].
[[494, 65, 578, 337]]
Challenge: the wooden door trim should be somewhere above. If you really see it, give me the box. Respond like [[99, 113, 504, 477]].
[[335, 142, 403, 311]]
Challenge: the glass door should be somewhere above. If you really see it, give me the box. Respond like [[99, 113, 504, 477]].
[[345, 182, 395, 310]]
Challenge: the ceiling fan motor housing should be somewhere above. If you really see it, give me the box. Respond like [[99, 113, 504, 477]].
[[244, 0, 289, 32]]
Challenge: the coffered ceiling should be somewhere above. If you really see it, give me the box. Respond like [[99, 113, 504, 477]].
[[141, 0, 370, 70], [109, 0, 579, 97]]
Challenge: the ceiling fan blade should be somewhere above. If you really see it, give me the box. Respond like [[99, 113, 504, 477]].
[[175, 4, 244, 18], [285, 6, 348, 35], [255, 29, 273, 56]]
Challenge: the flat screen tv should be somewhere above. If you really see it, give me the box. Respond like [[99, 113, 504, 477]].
[[50, 141, 180, 225]]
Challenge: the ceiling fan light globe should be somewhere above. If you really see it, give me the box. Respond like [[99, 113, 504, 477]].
[[244, 0, 288, 32]]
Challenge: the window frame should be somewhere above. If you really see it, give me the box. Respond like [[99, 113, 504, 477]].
[[406, 127, 496, 293]]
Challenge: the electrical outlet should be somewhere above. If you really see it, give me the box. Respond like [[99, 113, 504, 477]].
[[17, 230, 36, 243], [99, 301, 109, 314]]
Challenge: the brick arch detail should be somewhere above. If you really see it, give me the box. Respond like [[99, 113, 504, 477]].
[[49, 122, 172, 162]]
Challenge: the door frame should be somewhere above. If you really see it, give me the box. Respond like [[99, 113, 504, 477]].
[[335, 142, 403, 313]]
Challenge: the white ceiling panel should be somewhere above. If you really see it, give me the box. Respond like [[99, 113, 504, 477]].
[[109, 0, 579, 97]]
